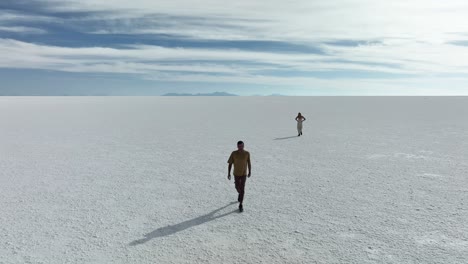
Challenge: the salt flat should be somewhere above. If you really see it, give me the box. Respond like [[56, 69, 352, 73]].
[[0, 96, 467, 264]]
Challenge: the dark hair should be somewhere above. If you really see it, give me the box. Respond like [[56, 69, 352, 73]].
[[237, 141, 244, 145]]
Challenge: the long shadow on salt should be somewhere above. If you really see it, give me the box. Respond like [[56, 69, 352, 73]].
[[129, 202, 238, 245], [274, 135, 299, 140]]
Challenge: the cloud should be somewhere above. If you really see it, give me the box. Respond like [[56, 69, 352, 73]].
[[26, 0, 468, 43], [2, 37, 468, 78], [0, 10, 55, 23], [0, 10, 50, 34], [449, 40, 468, 46], [0, 26, 46, 34], [1, 0, 468, 94], [0, 38, 406, 75], [1, 37, 467, 96]]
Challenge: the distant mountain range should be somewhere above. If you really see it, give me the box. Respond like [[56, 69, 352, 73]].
[[162, 92, 238, 96], [162, 92, 288, 96]]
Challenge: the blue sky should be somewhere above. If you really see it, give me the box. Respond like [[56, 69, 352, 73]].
[[1, 0, 468, 95]]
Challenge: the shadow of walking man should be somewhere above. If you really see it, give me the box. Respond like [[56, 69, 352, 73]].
[[274, 135, 298, 140], [129, 202, 238, 246]]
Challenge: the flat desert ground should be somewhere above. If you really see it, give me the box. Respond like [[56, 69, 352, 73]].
[[0, 97, 467, 263]]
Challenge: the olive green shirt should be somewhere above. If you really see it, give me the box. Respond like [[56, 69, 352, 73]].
[[228, 150, 251, 177]]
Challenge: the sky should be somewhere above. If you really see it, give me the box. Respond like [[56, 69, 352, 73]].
[[1, 0, 468, 95]]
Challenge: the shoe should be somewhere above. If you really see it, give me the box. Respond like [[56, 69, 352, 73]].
[[239, 204, 243, 212]]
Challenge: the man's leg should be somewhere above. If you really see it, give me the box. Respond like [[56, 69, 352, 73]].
[[235, 176, 245, 202], [235, 176, 247, 211], [239, 176, 247, 203], [238, 176, 247, 212], [234, 176, 241, 202]]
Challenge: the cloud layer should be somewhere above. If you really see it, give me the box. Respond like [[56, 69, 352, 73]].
[[1, 0, 468, 95]]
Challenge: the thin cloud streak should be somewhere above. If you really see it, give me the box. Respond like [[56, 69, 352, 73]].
[[0, 26, 46, 34], [1, 38, 467, 76]]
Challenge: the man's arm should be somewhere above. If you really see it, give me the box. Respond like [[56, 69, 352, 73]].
[[247, 153, 251, 177], [227, 152, 234, 180]]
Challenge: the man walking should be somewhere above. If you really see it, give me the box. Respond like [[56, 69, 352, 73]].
[[227, 141, 251, 212]]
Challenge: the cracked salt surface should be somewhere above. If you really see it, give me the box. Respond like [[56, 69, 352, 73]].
[[0, 97, 467, 263]]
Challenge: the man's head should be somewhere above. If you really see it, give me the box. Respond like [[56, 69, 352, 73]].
[[237, 140, 244, 151]]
